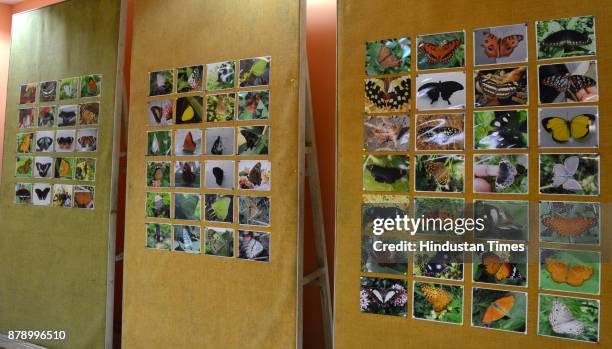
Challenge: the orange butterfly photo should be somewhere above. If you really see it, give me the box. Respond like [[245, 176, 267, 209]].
[[473, 248, 527, 287], [365, 37, 411, 75], [540, 248, 600, 295], [473, 24, 527, 66], [417, 31, 465, 70], [471, 288, 526, 333], [414, 155, 464, 193], [539, 201, 599, 245], [413, 282, 463, 324]]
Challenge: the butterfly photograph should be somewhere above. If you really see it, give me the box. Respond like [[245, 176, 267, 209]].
[[413, 197, 464, 236], [173, 225, 201, 253], [238, 89, 270, 120], [413, 251, 463, 281], [474, 109, 528, 149], [204, 227, 234, 257], [238, 160, 271, 191], [364, 115, 409, 152], [473, 154, 528, 194], [146, 161, 171, 188], [76, 128, 98, 152], [54, 129, 75, 153], [147, 99, 173, 126], [54, 157, 75, 180], [237, 125, 269, 155], [415, 72, 465, 110], [176, 95, 203, 124], [80, 74, 101, 98], [238, 196, 270, 227], [537, 15, 596, 60], [32, 183, 52, 206], [360, 277, 408, 317], [19, 82, 37, 104], [364, 37, 411, 75], [415, 113, 464, 150], [59, 77, 79, 100], [174, 193, 202, 221], [206, 61, 235, 91], [206, 93, 235, 122], [148, 70, 173, 97], [471, 288, 526, 333], [73, 185, 95, 209], [473, 200, 528, 241], [79, 102, 100, 126], [57, 105, 77, 127], [15, 156, 33, 178], [539, 153, 599, 195], [75, 157, 96, 182], [540, 248, 600, 295], [364, 76, 410, 114], [361, 194, 409, 235], [52, 184, 73, 208], [238, 56, 270, 88], [538, 294, 599, 343], [204, 160, 234, 189], [539, 107, 598, 148], [34, 156, 53, 179], [176, 65, 203, 93], [473, 24, 527, 66], [16, 132, 33, 154], [475, 66, 528, 107], [417, 31, 465, 70], [174, 128, 202, 156], [145, 192, 171, 219], [145, 223, 171, 251], [539, 61, 598, 104], [413, 282, 463, 324], [415, 155, 464, 193], [174, 160, 201, 189], [539, 201, 599, 245], [14, 183, 33, 205], [473, 249, 527, 287], [39, 80, 57, 103], [204, 127, 234, 156], [38, 105, 56, 127], [238, 230, 270, 262], [18, 108, 35, 129], [205, 194, 233, 223], [363, 155, 409, 192], [146, 130, 172, 156], [361, 235, 408, 275]]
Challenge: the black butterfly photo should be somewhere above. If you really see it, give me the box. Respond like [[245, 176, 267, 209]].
[[413, 251, 463, 280], [474, 201, 528, 241], [205, 127, 233, 156], [238, 126, 269, 155], [35, 162, 52, 178], [416, 72, 465, 110], [361, 199, 409, 235], [417, 80, 464, 105], [364, 76, 410, 113], [415, 114, 464, 151], [538, 61, 598, 104], [57, 106, 77, 127], [35, 186, 51, 201], [36, 136, 54, 152], [363, 155, 409, 192]]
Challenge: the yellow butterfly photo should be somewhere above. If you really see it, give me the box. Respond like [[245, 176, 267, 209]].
[[539, 107, 598, 147]]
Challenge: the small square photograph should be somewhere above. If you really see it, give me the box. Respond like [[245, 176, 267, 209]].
[[176, 96, 203, 124], [416, 72, 466, 110], [145, 223, 171, 251], [59, 77, 80, 100], [206, 93, 235, 122], [55, 129, 75, 152], [76, 128, 98, 152], [537, 294, 599, 343], [18, 108, 35, 129], [539, 61, 598, 104], [15, 156, 33, 178], [39, 80, 57, 102], [360, 277, 408, 317], [365, 37, 411, 75], [237, 90, 270, 120], [363, 155, 409, 192], [239, 56, 271, 87], [473, 248, 527, 287], [471, 288, 527, 333], [539, 107, 598, 147], [539, 153, 599, 195], [415, 113, 464, 150], [413, 251, 463, 280], [413, 197, 464, 235], [364, 115, 409, 152], [149, 70, 173, 96], [474, 109, 528, 149], [205, 127, 234, 155], [73, 185, 95, 209], [474, 200, 529, 241], [238, 196, 270, 226], [79, 103, 100, 126], [237, 126, 269, 155], [540, 248, 600, 295], [38, 106, 56, 128], [16, 132, 33, 154], [206, 61, 235, 91], [75, 158, 96, 181], [474, 154, 528, 194], [361, 235, 408, 275], [174, 128, 202, 156], [205, 160, 234, 189], [80, 74, 101, 98], [15, 183, 32, 205], [473, 24, 527, 66], [173, 225, 201, 253], [57, 105, 77, 127], [537, 15, 596, 60], [34, 156, 53, 179], [361, 195, 409, 234], [176, 65, 203, 93], [417, 31, 465, 70], [19, 82, 37, 104], [54, 157, 75, 179], [145, 192, 171, 219], [146, 161, 171, 188], [32, 183, 52, 206], [52, 184, 73, 208], [238, 230, 270, 262], [238, 160, 271, 191], [204, 194, 234, 223], [413, 282, 463, 324], [147, 99, 173, 126], [539, 201, 599, 245], [414, 154, 465, 193], [174, 161, 201, 188], [174, 193, 201, 221], [364, 76, 410, 114], [146, 130, 172, 156], [204, 227, 234, 257], [475, 66, 528, 107]]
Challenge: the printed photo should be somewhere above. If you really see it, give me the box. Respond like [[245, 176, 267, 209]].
[[364, 115, 409, 152], [205, 160, 234, 189], [539, 201, 599, 245], [79, 103, 100, 126], [75, 158, 96, 181], [416, 72, 466, 110], [34, 156, 53, 179], [52, 184, 73, 208], [415, 113, 464, 150], [413, 282, 463, 324], [239, 56, 271, 87], [417, 31, 465, 70], [18, 108, 35, 129], [537, 15, 596, 60], [57, 105, 77, 127], [473, 24, 528, 65], [539, 61, 598, 104], [413, 197, 464, 236], [474, 109, 528, 149], [204, 194, 233, 223], [204, 227, 234, 257], [32, 183, 52, 206], [360, 277, 408, 317], [15, 183, 32, 204], [19, 82, 36, 104], [473, 154, 528, 194], [149, 70, 173, 96], [471, 288, 526, 333], [473, 248, 527, 287], [414, 154, 464, 193], [145, 223, 171, 251], [80, 74, 101, 98], [146, 161, 171, 188], [237, 90, 270, 120], [413, 251, 463, 280], [16, 132, 33, 154], [364, 76, 410, 114], [176, 65, 203, 93], [237, 126, 269, 155], [176, 96, 203, 124], [39, 80, 57, 102], [173, 161, 201, 188], [146, 130, 172, 156], [59, 77, 79, 100], [539, 153, 599, 195], [206, 93, 235, 122], [365, 37, 411, 75], [73, 185, 95, 209], [147, 99, 173, 126], [361, 235, 408, 275], [174, 193, 201, 221], [362, 194, 409, 235], [475, 66, 528, 107], [238, 230, 270, 262], [238, 196, 270, 226], [173, 225, 201, 253], [204, 127, 234, 155], [145, 192, 171, 219], [174, 129, 202, 156], [540, 248, 600, 295], [538, 294, 599, 343], [363, 155, 409, 192], [474, 200, 528, 241], [76, 128, 98, 152], [238, 160, 271, 191], [206, 61, 235, 91], [15, 156, 33, 178], [54, 157, 75, 179], [38, 105, 56, 128], [539, 107, 598, 148]]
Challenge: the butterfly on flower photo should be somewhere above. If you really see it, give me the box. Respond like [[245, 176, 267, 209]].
[[363, 115, 409, 152], [364, 37, 411, 75], [204, 227, 234, 257], [471, 288, 526, 333], [473, 249, 527, 287], [363, 155, 409, 192], [538, 61, 598, 104], [474, 109, 528, 149], [415, 155, 464, 193], [539, 201, 599, 245], [415, 113, 464, 150], [539, 154, 599, 195], [413, 197, 464, 236], [474, 66, 528, 107], [146, 223, 171, 251], [416, 31, 465, 70], [540, 248, 600, 295], [415, 72, 465, 110], [473, 200, 528, 241], [361, 194, 409, 235], [473, 154, 528, 194], [539, 107, 598, 147], [538, 294, 599, 343], [176, 65, 203, 93], [364, 76, 410, 114], [361, 235, 408, 275], [473, 23, 528, 66], [173, 225, 201, 254], [536, 15, 596, 60], [360, 277, 408, 317], [413, 282, 463, 324], [413, 250, 463, 281]]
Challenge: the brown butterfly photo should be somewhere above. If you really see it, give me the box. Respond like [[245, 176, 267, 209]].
[[415, 155, 464, 192], [539, 201, 599, 245], [474, 24, 527, 66]]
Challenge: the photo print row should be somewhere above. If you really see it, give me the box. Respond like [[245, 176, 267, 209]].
[[15, 182, 95, 209], [18, 102, 100, 129], [19, 74, 102, 105], [17, 128, 99, 154], [15, 156, 96, 181]]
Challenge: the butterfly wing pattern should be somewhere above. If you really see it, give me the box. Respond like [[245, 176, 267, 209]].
[[365, 76, 410, 112], [481, 32, 524, 58], [417, 81, 464, 105], [549, 299, 586, 336], [419, 39, 460, 64]]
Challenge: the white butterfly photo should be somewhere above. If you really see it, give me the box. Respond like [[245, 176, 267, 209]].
[[539, 154, 599, 195], [538, 295, 599, 343]]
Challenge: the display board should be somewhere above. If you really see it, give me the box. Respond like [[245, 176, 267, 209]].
[[0, 0, 124, 348], [121, 0, 305, 347], [336, 1, 611, 348]]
